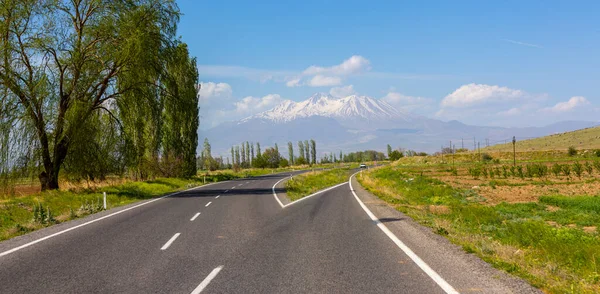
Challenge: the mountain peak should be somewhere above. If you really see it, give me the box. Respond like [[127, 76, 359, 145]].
[[242, 93, 413, 124]]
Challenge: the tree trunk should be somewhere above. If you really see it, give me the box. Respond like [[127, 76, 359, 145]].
[[39, 171, 59, 191]]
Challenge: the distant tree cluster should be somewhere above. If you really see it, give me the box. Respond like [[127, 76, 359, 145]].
[[343, 150, 386, 163], [203, 139, 317, 171], [387, 144, 427, 161], [0, 1, 199, 190]]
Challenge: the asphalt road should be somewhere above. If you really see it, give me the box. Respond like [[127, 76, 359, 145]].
[[0, 171, 538, 293]]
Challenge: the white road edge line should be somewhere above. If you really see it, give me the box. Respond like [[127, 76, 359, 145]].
[[161, 233, 181, 250], [205, 202, 212, 207], [271, 176, 347, 209], [215, 195, 220, 199], [190, 265, 223, 294], [231, 186, 236, 189], [190, 212, 201, 221], [349, 172, 459, 294], [0, 181, 228, 258]]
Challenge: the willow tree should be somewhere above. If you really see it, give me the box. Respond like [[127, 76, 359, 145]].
[[0, 0, 180, 190]]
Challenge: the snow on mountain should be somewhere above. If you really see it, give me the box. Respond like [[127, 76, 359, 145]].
[[241, 93, 413, 124]]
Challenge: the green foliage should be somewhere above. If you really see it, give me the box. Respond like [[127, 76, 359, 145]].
[[388, 150, 404, 161], [516, 166, 524, 179], [262, 147, 281, 168], [568, 146, 577, 156], [584, 161, 593, 176], [595, 150, 600, 157], [468, 166, 481, 179], [552, 163, 562, 177], [285, 168, 351, 201], [279, 158, 289, 168], [0, 1, 198, 189], [594, 161, 600, 174], [2, 177, 208, 241], [562, 164, 571, 177], [573, 162, 583, 179], [359, 166, 600, 293], [481, 153, 493, 162]]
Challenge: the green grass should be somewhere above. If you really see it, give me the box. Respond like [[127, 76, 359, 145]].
[[0, 176, 238, 241], [284, 168, 353, 201], [359, 165, 600, 293]]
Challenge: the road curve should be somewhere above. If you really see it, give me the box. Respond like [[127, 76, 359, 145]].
[[0, 171, 538, 293]]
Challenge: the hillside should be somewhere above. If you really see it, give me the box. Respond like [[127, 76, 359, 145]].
[[485, 125, 600, 152]]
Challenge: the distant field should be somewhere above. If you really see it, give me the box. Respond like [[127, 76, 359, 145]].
[[485, 126, 600, 152]]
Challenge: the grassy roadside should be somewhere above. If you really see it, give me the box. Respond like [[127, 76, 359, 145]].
[[0, 172, 253, 242], [358, 165, 600, 293], [284, 168, 353, 201]]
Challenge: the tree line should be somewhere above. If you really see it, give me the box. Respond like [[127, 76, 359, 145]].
[[0, 1, 199, 190], [199, 139, 318, 171]]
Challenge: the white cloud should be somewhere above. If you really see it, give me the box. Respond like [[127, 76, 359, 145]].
[[382, 92, 432, 107], [303, 55, 371, 76], [497, 107, 521, 116], [329, 85, 356, 98], [441, 83, 526, 108], [233, 94, 284, 115], [307, 75, 342, 87], [286, 78, 301, 87], [284, 55, 371, 87], [199, 82, 233, 102], [501, 39, 543, 49], [542, 96, 589, 113]]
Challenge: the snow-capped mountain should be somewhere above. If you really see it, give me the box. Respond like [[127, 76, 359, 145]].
[[241, 93, 414, 125], [200, 92, 599, 157]]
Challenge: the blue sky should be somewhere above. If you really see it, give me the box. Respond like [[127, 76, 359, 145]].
[[177, 0, 600, 129]]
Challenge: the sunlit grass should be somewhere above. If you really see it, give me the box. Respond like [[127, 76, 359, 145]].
[[284, 168, 352, 201], [359, 165, 600, 293], [0, 177, 207, 241]]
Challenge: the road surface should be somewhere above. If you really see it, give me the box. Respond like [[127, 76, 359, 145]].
[[0, 172, 539, 293]]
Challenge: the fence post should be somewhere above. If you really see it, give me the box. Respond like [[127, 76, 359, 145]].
[[103, 192, 107, 210]]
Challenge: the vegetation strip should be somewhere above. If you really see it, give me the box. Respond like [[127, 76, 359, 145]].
[[358, 163, 600, 293], [284, 168, 354, 201], [0, 171, 260, 242]]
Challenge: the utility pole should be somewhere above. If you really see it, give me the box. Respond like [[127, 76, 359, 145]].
[[461, 138, 464, 150], [473, 137, 476, 151], [512, 136, 516, 166]]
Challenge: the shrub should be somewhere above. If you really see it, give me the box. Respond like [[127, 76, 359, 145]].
[[492, 159, 500, 164], [584, 162, 593, 176], [510, 165, 516, 177], [568, 146, 577, 157], [552, 163, 562, 177], [502, 166, 509, 178], [481, 153, 493, 162], [525, 164, 535, 178], [594, 161, 600, 173], [516, 166, 524, 179], [468, 166, 481, 179], [573, 162, 583, 179], [595, 149, 600, 157], [482, 167, 488, 178], [562, 164, 571, 177], [450, 167, 458, 176]]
